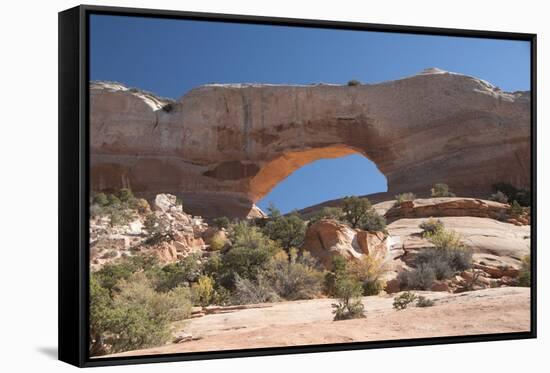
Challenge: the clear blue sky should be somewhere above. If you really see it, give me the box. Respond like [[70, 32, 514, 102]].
[[90, 15, 530, 213]]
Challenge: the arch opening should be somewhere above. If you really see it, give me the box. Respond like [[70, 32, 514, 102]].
[[252, 146, 388, 214]]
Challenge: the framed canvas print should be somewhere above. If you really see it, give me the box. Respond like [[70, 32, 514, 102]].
[[58, 5, 537, 367]]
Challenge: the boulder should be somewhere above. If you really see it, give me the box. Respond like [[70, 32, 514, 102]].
[[302, 219, 386, 269], [154, 194, 182, 213]]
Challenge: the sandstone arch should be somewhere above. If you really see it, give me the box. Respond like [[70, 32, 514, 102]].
[[90, 69, 530, 218]]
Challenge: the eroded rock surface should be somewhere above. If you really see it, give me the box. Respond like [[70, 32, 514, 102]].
[[302, 219, 387, 269], [90, 69, 530, 218]]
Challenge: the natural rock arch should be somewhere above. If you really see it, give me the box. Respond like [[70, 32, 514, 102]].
[[90, 68, 530, 218]]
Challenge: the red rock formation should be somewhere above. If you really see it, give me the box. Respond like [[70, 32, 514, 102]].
[[90, 69, 530, 218]]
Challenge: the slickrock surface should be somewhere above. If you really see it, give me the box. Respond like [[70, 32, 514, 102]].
[[90, 69, 530, 217], [102, 287, 530, 357]]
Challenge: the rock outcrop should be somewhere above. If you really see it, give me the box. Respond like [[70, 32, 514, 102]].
[[90, 193, 208, 268], [302, 219, 387, 269], [90, 69, 530, 218], [385, 197, 511, 223]]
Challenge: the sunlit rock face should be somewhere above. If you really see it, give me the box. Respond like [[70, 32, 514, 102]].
[[90, 69, 530, 218]]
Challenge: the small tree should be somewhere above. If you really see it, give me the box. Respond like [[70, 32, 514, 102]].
[[93, 192, 109, 207], [347, 79, 361, 86], [331, 276, 365, 320], [342, 196, 373, 229], [262, 205, 306, 253], [430, 183, 455, 198]]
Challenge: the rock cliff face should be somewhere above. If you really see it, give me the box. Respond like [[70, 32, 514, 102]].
[[90, 69, 530, 218]]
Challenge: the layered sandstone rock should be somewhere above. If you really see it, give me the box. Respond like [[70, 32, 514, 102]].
[[90, 69, 530, 217], [384, 197, 510, 223], [385, 216, 530, 292], [302, 219, 387, 269]]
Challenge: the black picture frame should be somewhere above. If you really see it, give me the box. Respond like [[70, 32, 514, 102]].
[[58, 4, 537, 368]]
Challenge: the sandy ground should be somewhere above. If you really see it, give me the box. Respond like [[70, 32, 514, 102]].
[[103, 287, 530, 357]]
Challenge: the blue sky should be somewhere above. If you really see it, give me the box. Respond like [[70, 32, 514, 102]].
[[90, 15, 530, 213]]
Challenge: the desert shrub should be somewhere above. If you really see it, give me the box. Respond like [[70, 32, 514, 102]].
[[262, 205, 306, 252], [492, 182, 530, 207], [93, 192, 109, 207], [162, 103, 174, 112], [232, 274, 280, 304], [324, 256, 349, 296], [426, 227, 465, 251], [105, 274, 191, 353], [394, 192, 416, 206], [359, 210, 386, 232], [398, 264, 436, 290], [135, 198, 151, 214], [265, 250, 324, 300], [331, 276, 365, 320], [192, 275, 215, 306], [212, 216, 231, 230], [342, 196, 373, 228], [94, 259, 144, 293], [308, 207, 345, 225], [430, 183, 455, 197], [89, 274, 113, 356], [416, 295, 435, 307], [393, 291, 417, 310], [89, 273, 192, 355], [518, 254, 531, 287], [117, 188, 134, 203], [207, 233, 226, 251], [347, 254, 388, 296], [150, 254, 202, 292], [489, 191, 509, 204], [419, 218, 444, 237], [217, 222, 279, 288], [347, 79, 361, 86], [510, 200, 527, 217]]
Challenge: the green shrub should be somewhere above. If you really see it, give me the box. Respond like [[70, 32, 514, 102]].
[[265, 250, 324, 300], [489, 191, 509, 204], [89, 274, 113, 356], [416, 295, 435, 307], [262, 205, 306, 252], [331, 276, 365, 320], [117, 188, 134, 203], [342, 196, 372, 228], [93, 192, 109, 207], [324, 256, 348, 296], [149, 254, 202, 292], [212, 216, 230, 230], [309, 207, 344, 225], [419, 218, 444, 236], [518, 254, 531, 287], [492, 182, 530, 207], [510, 200, 526, 217], [232, 274, 280, 305], [347, 79, 361, 86], [394, 193, 416, 206], [430, 183, 455, 197], [89, 273, 192, 355], [393, 291, 417, 310]]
